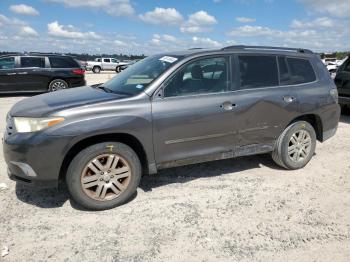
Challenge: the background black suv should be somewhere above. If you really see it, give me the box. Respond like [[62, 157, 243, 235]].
[[334, 56, 350, 108], [0, 53, 86, 94]]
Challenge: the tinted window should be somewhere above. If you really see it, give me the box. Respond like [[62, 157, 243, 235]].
[[344, 59, 350, 72], [164, 57, 230, 97], [0, 57, 15, 69], [285, 58, 316, 85], [239, 55, 278, 89], [104, 59, 111, 63], [111, 59, 118, 63], [20, 57, 45, 68], [49, 57, 79, 68]]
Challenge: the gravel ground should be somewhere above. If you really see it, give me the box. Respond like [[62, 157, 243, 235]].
[[0, 73, 350, 261]]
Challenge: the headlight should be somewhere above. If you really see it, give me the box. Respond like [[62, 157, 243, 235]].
[[13, 117, 65, 133]]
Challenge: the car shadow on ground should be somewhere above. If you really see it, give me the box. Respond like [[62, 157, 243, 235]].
[[139, 154, 282, 192], [15, 154, 281, 209], [340, 111, 350, 124]]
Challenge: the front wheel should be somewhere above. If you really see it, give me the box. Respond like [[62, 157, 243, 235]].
[[66, 142, 142, 210], [115, 66, 121, 73], [272, 121, 316, 170]]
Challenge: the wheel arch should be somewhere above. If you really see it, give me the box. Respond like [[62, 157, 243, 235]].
[[59, 133, 149, 183], [286, 114, 323, 141]]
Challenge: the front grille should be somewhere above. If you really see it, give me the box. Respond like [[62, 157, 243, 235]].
[[6, 115, 15, 136]]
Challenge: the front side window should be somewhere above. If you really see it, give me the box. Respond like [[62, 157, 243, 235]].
[[164, 57, 230, 97], [0, 57, 15, 69], [111, 59, 118, 63], [102, 54, 182, 96], [20, 57, 45, 68], [239, 55, 278, 89]]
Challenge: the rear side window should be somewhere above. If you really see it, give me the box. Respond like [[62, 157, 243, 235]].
[[49, 57, 79, 68], [239, 55, 278, 89], [279, 57, 316, 85], [0, 57, 15, 69], [20, 57, 45, 68], [104, 59, 111, 63]]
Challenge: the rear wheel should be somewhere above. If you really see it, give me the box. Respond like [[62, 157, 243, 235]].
[[93, 66, 101, 73], [48, 79, 68, 92], [66, 142, 141, 210], [272, 121, 316, 170]]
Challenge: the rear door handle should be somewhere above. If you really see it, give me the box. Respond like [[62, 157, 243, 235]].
[[18, 72, 28, 75], [220, 101, 237, 111], [6, 73, 16, 75], [283, 96, 296, 103]]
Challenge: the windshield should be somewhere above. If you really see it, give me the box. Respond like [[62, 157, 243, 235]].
[[101, 54, 182, 96]]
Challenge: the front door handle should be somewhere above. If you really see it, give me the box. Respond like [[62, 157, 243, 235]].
[[17, 72, 28, 75], [6, 73, 16, 76], [220, 101, 237, 111], [283, 96, 296, 103]]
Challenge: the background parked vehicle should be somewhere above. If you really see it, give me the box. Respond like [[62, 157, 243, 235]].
[[0, 53, 85, 93], [334, 56, 350, 110], [86, 57, 132, 73]]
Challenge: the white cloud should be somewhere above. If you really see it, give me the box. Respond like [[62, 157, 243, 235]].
[[47, 21, 101, 39], [114, 40, 127, 46], [0, 14, 38, 37], [180, 11, 217, 33], [290, 17, 334, 29], [228, 25, 275, 37], [192, 36, 221, 48], [236, 17, 256, 23], [20, 26, 38, 36], [299, 0, 350, 18], [47, 0, 134, 16], [139, 7, 183, 26], [9, 4, 39, 16]]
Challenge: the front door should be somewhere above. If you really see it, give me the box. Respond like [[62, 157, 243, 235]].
[[152, 56, 239, 165]]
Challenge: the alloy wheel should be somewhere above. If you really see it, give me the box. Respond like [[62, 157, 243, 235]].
[[81, 154, 131, 201], [288, 130, 312, 163]]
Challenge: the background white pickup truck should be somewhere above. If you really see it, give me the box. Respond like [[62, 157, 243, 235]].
[[86, 58, 132, 73]]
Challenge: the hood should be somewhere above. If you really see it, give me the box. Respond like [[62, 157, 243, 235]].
[[10, 86, 128, 117]]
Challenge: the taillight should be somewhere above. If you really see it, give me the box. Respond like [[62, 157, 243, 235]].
[[72, 69, 85, 75]]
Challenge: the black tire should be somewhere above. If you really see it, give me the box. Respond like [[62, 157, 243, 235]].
[[48, 79, 68, 92], [115, 66, 121, 73], [272, 121, 316, 170], [93, 66, 101, 73], [66, 142, 142, 210]]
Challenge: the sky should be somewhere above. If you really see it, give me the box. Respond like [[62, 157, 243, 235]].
[[0, 0, 349, 55]]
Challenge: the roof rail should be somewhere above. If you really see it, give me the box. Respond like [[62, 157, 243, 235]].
[[188, 48, 204, 50], [221, 45, 313, 54]]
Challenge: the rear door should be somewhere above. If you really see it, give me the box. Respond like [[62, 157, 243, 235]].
[[229, 54, 299, 147], [0, 56, 18, 92], [17, 56, 49, 91]]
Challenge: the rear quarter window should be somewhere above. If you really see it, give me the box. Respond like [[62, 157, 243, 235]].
[[280, 57, 316, 85], [49, 57, 80, 68]]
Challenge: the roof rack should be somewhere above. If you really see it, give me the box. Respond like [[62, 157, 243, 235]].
[[188, 48, 204, 50], [221, 45, 313, 54]]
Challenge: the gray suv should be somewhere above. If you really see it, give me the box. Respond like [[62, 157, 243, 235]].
[[3, 46, 340, 210]]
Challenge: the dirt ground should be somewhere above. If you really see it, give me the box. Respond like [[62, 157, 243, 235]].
[[0, 72, 350, 261]]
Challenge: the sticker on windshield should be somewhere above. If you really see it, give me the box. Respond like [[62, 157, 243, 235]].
[[159, 56, 178, 63], [136, 84, 144, 89]]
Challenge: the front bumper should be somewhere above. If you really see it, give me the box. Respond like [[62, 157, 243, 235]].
[[3, 131, 72, 188]]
